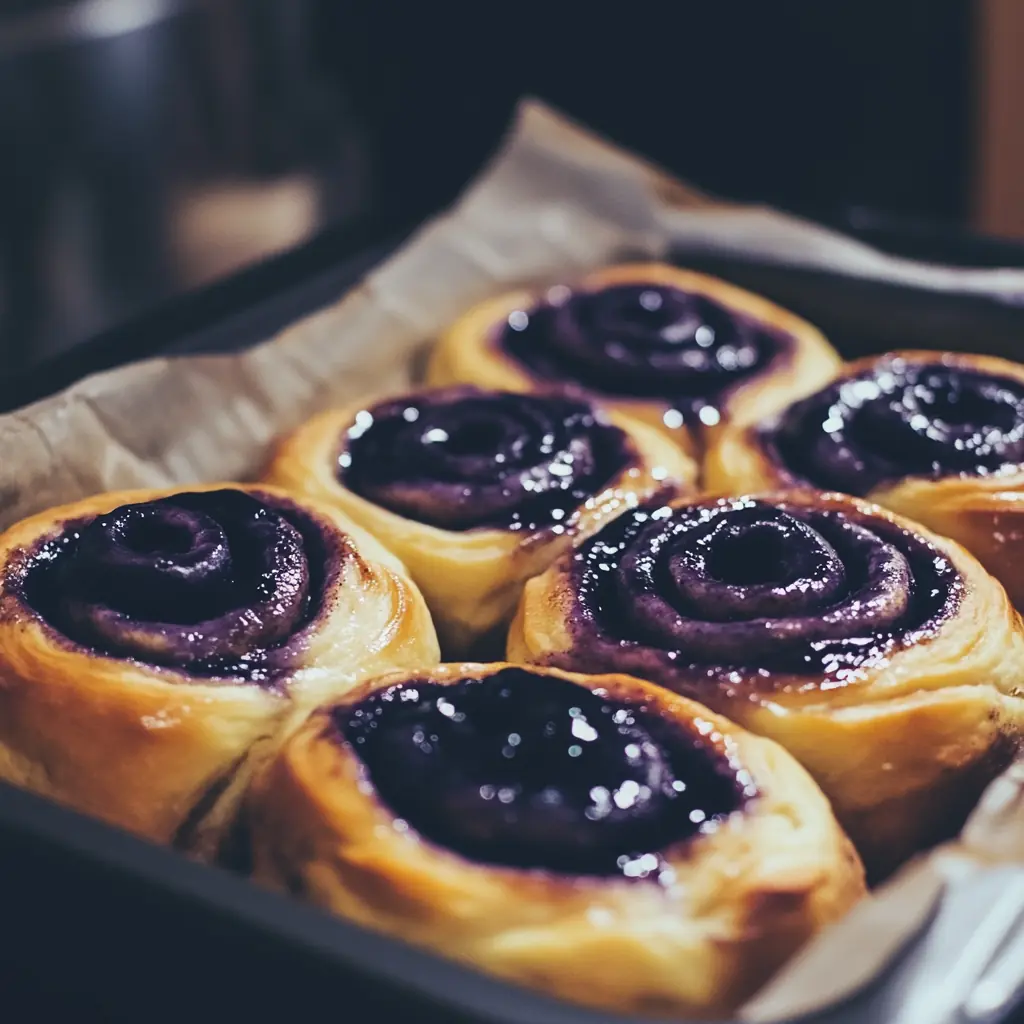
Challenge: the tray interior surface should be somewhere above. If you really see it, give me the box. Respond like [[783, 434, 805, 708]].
[[3, 209, 1024, 1023]]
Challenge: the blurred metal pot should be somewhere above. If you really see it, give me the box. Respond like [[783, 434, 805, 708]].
[[0, 0, 369, 368]]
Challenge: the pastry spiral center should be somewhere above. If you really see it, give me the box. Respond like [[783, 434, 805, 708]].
[[768, 360, 1024, 494], [339, 668, 751, 877], [340, 389, 633, 531], [572, 499, 960, 678], [499, 283, 789, 416], [20, 490, 331, 680]]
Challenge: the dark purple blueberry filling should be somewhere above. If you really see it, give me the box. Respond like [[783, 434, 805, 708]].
[[765, 360, 1024, 495], [499, 283, 790, 425], [567, 499, 961, 685], [339, 388, 633, 532], [18, 490, 336, 682], [338, 667, 752, 877]]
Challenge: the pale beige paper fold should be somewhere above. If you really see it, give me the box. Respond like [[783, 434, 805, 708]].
[[0, 97, 1022, 1021], [743, 766, 1024, 1022]]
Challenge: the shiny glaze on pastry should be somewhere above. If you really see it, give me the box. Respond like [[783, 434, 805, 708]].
[[339, 389, 633, 532], [705, 351, 1024, 609], [264, 386, 696, 658], [767, 359, 1024, 493], [339, 666, 750, 876], [564, 497, 960, 680], [509, 490, 1024, 877], [22, 489, 335, 683], [427, 263, 842, 458], [0, 483, 439, 851], [499, 280, 786, 413], [247, 662, 865, 1018]]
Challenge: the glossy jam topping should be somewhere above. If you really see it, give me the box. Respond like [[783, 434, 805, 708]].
[[499, 282, 790, 425], [18, 489, 335, 681], [338, 667, 752, 876], [340, 388, 634, 532], [766, 359, 1024, 495], [566, 499, 961, 686]]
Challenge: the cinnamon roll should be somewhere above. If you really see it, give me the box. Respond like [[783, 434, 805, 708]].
[[426, 263, 842, 459], [247, 662, 865, 1018], [0, 483, 439, 853], [263, 386, 695, 657], [706, 350, 1024, 608], [509, 490, 1024, 878]]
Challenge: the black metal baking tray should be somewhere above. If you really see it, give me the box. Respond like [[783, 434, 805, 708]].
[[3, 202, 1024, 1024]]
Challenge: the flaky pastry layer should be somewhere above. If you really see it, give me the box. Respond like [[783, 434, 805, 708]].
[[263, 394, 696, 658], [509, 490, 1024, 878], [0, 482, 439, 852], [705, 350, 1024, 608], [426, 262, 842, 459], [246, 662, 864, 1019]]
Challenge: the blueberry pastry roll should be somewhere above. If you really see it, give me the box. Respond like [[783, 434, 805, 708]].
[[246, 662, 864, 1018], [0, 483, 438, 851], [706, 350, 1024, 608], [263, 386, 695, 658], [427, 263, 841, 459], [510, 490, 1024, 878]]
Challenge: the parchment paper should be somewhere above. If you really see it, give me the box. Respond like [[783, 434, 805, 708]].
[[1, 98, 1023, 1021]]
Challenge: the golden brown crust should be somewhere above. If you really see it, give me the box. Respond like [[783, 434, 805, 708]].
[[246, 662, 865, 1018], [0, 482, 439, 851], [508, 490, 1024, 879], [426, 262, 842, 459], [262, 389, 697, 658], [704, 349, 1024, 608]]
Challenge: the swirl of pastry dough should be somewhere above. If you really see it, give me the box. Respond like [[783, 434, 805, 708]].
[[340, 389, 633, 532], [247, 662, 865, 1019], [706, 351, 1024, 608], [427, 263, 842, 456], [568, 497, 951, 672], [510, 490, 1024, 877], [767, 357, 1024, 494], [0, 483, 439, 850], [46, 490, 313, 671], [265, 386, 696, 658], [503, 279, 778, 402]]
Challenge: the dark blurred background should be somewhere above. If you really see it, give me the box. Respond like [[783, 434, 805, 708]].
[[331, 1, 974, 226], [0, 0, 1018, 372]]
